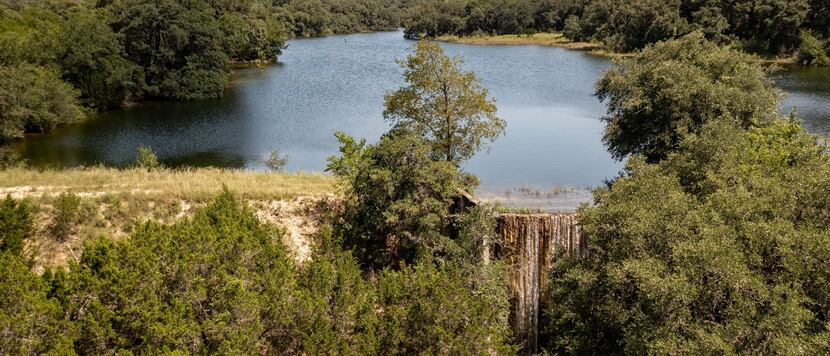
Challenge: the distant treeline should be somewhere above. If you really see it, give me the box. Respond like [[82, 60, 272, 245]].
[[274, 0, 409, 37], [402, 0, 830, 54], [0, 0, 409, 142]]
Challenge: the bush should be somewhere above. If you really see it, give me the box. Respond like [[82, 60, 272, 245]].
[[63, 189, 298, 354], [799, 30, 829, 66], [135, 145, 161, 170], [264, 148, 289, 172], [377, 261, 514, 354], [50, 193, 81, 241], [0, 195, 33, 257], [0, 253, 73, 354]]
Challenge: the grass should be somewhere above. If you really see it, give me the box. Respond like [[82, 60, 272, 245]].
[[436, 32, 602, 51], [0, 167, 338, 271], [0, 166, 337, 202]]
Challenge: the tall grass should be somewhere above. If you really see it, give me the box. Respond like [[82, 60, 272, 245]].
[[0, 166, 337, 202]]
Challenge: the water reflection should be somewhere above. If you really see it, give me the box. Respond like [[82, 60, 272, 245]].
[[15, 31, 830, 191]]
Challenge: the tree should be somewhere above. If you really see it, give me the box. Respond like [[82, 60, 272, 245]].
[[582, 0, 688, 52], [799, 30, 829, 66], [58, 8, 138, 110], [0, 63, 83, 142], [595, 33, 780, 161], [721, 0, 810, 53], [106, 0, 231, 100], [542, 118, 830, 354], [546, 119, 830, 354], [327, 130, 471, 269], [384, 41, 504, 164]]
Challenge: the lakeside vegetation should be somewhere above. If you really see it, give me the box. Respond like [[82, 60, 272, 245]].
[[0, 0, 410, 143], [3, 0, 829, 146], [2, 2, 830, 355], [404, 0, 830, 62], [436, 32, 602, 50], [1, 40, 517, 354]]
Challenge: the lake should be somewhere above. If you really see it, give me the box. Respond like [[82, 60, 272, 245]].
[[15, 31, 830, 203]]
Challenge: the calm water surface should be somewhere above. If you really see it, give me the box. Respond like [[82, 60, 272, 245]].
[[16, 31, 830, 192]]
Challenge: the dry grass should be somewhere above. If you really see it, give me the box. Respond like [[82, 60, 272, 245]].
[[0, 167, 339, 271], [436, 32, 602, 50], [0, 166, 336, 202]]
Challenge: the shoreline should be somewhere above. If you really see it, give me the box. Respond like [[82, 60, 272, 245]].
[[435, 32, 800, 64], [435, 33, 604, 51]]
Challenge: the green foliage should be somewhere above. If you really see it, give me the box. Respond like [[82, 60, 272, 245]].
[[58, 8, 139, 110], [327, 130, 470, 268], [50, 192, 81, 241], [105, 0, 230, 100], [63, 189, 298, 353], [0, 189, 513, 354], [134, 145, 161, 170], [277, 0, 407, 37], [542, 118, 830, 354], [562, 15, 584, 41], [402, 0, 554, 39], [377, 261, 514, 354], [596, 33, 780, 161], [0, 253, 74, 355], [799, 30, 830, 66], [291, 230, 379, 353], [0, 195, 32, 257], [0, 6, 63, 66], [0, 0, 290, 108], [384, 41, 505, 164], [400, 0, 824, 54], [579, 0, 688, 52], [0, 63, 83, 142]]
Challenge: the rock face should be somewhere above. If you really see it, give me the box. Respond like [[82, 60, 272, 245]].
[[495, 213, 585, 354]]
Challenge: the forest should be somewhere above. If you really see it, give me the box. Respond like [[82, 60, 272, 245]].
[[3, 29, 830, 353], [0, 0, 408, 142], [2, 0, 830, 354], [402, 0, 830, 56], [3, 0, 830, 143]]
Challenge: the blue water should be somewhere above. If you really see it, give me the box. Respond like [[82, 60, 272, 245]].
[[17, 31, 830, 193]]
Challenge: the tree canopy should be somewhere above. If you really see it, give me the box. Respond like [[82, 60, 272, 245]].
[[400, 0, 830, 56], [596, 33, 780, 161], [384, 41, 505, 164], [542, 34, 830, 354], [543, 118, 830, 354]]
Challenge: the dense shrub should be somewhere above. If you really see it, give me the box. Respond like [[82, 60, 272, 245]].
[[9, 190, 513, 354], [0, 253, 73, 355], [377, 261, 514, 354], [50, 192, 81, 241], [543, 118, 830, 354], [0, 195, 33, 257]]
